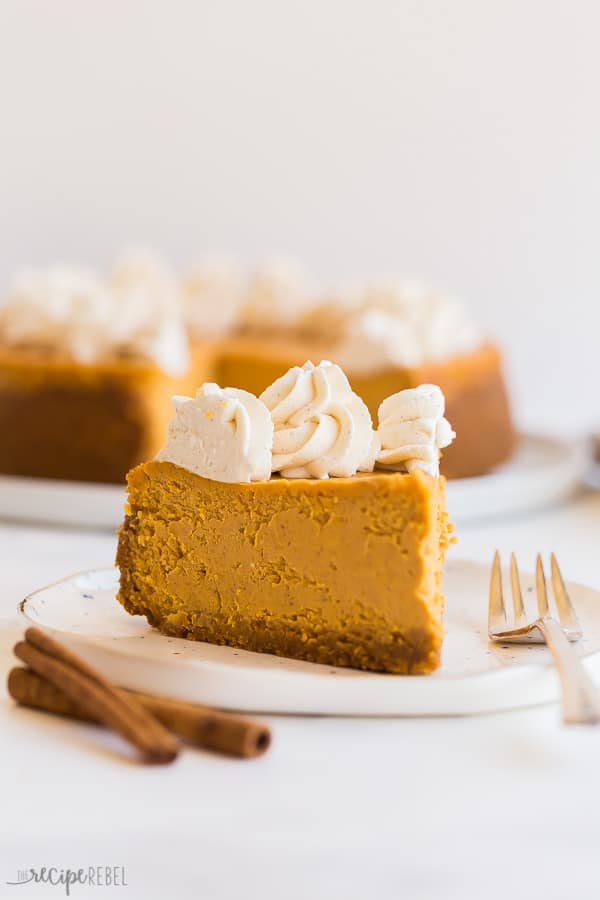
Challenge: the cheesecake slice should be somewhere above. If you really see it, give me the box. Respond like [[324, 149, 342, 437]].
[[117, 460, 452, 674]]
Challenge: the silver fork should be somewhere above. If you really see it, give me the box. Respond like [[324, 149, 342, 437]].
[[488, 551, 600, 724]]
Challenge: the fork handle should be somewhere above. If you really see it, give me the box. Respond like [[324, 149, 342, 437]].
[[537, 618, 600, 725]]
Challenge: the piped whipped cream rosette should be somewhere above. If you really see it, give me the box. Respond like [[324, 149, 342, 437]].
[[260, 360, 379, 479], [239, 259, 314, 332], [0, 251, 189, 375], [183, 260, 242, 337], [0, 266, 112, 361], [154, 363, 453, 484], [316, 280, 482, 372], [156, 383, 273, 483], [376, 384, 455, 477], [110, 250, 190, 375]]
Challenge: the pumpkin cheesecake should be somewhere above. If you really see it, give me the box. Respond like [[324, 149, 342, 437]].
[[0, 254, 513, 484], [117, 361, 454, 674]]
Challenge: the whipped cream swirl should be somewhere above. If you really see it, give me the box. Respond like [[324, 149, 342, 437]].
[[0, 251, 189, 375], [377, 384, 455, 477], [327, 280, 482, 372], [0, 266, 112, 361], [157, 383, 273, 483], [110, 251, 189, 375], [239, 258, 314, 332], [183, 260, 241, 336], [261, 360, 378, 478]]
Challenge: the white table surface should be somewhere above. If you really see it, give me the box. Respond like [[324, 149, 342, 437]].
[[2, 489, 600, 900]]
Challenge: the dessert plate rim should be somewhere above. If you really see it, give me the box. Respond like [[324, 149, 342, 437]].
[[19, 558, 600, 718]]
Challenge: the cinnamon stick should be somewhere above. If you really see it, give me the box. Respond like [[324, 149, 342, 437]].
[[14, 630, 179, 764], [25, 627, 120, 685], [118, 689, 271, 758], [8, 667, 93, 722], [8, 667, 271, 759]]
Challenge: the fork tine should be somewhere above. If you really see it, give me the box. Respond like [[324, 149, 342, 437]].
[[536, 554, 550, 617], [551, 553, 582, 634], [488, 550, 507, 634], [510, 553, 527, 627]]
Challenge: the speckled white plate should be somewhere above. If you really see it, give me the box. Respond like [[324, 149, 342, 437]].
[[19, 559, 600, 717], [0, 433, 587, 530]]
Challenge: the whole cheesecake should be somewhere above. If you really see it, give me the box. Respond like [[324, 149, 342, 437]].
[[0, 256, 514, 483], [116, 361, 455, 674]]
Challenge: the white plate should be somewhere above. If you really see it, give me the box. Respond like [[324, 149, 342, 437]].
[[0, 474, 125, 530], [0, 433, 589, 530], [446, 433, 588, 523], [20, 560, 600, 717]]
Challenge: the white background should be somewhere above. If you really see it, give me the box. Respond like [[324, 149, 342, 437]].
[[2, 8, 600, 896], [0, 0, 598, 430]]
